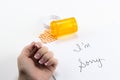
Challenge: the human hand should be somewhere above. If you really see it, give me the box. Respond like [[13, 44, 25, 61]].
[[17, 42, 58, 80]]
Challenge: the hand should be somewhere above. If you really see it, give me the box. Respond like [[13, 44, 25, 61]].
[[17, 42, 58, 80]]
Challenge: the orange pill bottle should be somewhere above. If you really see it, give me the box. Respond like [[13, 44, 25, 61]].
[[50, 17, 78, 38]]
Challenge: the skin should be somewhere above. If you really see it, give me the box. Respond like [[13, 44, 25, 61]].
[[17, 42, 58, 80]]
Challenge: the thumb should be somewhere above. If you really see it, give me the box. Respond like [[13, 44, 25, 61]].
[[22, 42, 35, 56], [22, 42, 42, 57]]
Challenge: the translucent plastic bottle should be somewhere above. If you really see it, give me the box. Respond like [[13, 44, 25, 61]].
[[50, 17, 78, 38]]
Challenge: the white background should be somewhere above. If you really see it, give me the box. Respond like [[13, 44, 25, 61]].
[[0, 0, 120, 80]]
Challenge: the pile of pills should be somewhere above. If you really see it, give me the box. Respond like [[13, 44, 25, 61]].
[[39, 29, 57, 44]]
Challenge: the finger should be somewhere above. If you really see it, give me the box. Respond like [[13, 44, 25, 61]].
[[38, 51, 53, 64], [45, 58, 58, 67], [31, 42, 42, 57], [45, 58, 58, 72], [34, 46, 48, 60], [22, 42, 35, 56], [35, 42, 43, 48], [22, 42, 42, 57]]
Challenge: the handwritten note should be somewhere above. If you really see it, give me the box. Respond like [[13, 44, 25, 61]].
[[51, 41, 105, 80], [73, 42, 105, 72]]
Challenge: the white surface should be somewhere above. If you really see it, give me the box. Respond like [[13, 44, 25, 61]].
[[0, 0, 120, 80]]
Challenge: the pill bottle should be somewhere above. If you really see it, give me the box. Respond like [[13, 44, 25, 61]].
[[50, 17, 78, 38]]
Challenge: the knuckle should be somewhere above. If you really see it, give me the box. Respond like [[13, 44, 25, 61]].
[[43, 53, 49, 60], [48, 51, 54, 56], [38, 46, 48, 54]]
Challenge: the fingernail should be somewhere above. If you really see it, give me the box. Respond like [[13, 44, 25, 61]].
[[35, 44, 40, 48], [34, 53, 40, 59], [45, 62, 48, 66], [39, 59, 44, 64]]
